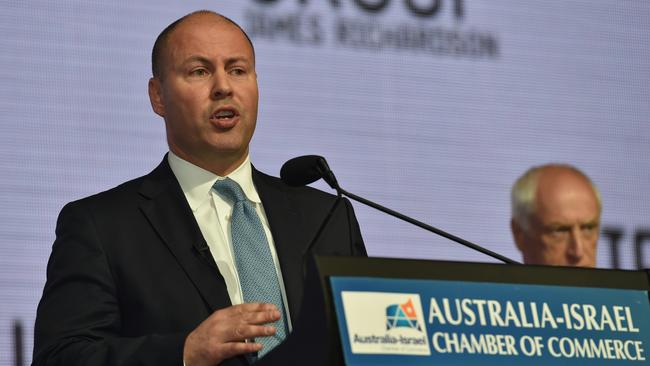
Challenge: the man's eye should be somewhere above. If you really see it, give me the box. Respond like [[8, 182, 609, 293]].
[[581, 224, 598, 232], [546, 226, 570, 238], [191, 69, 208, 76], [230, 68, 245, 76]]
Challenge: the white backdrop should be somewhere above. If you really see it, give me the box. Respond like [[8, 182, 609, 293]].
[[1, 1, 649, 364]]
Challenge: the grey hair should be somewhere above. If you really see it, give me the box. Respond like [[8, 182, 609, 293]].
[[510, 164, 601, 230]]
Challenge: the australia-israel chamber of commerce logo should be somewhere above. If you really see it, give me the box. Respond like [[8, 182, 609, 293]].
[[386, 299, 423, 331], [341, 291, 431, 355]]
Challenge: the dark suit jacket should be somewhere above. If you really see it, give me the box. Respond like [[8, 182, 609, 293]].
[[33, 157, 366, 366]]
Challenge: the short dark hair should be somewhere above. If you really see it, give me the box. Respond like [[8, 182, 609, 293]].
[[151, 10, 255, 79]]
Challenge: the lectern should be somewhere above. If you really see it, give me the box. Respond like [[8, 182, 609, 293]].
[[259, 256, 650, 366]]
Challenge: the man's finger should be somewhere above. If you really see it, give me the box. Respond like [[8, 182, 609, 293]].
[[229, 324, 276, 342], [242, 308, 281, 325], [213, 303, 276, 321], [215, 341, 264, 361]]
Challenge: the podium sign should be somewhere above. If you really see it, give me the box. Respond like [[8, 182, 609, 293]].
[[330, 276, 650, 366]]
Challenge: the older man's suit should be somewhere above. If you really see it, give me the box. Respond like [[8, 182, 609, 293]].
[[33, 156, 366, 366]]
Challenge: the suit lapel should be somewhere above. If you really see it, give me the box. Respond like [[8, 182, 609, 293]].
[[252, 169, 310, 319], [136, 160, 311, 318], [138, 157, 231, 312]]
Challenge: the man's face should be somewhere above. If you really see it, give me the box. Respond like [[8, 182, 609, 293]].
[[148, 14, 258, 174], [513, 169, 600, 267]]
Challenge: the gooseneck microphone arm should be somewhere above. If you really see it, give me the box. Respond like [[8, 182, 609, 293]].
[[281, 155, 520, 265], [300, 193, 343, 278], [337, 187, 518, 265]]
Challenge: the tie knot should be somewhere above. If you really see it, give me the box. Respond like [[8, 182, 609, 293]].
[[212, 178, 247, 203]]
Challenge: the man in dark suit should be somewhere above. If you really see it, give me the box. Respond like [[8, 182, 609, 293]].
[[33, 10, 366, 366]]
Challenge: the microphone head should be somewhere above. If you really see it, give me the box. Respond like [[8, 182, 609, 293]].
[[280, 155, 326, 187]]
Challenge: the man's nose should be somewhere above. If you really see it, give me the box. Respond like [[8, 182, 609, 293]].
[[567, 226, 585, 262], [211, 70, 233, 99]]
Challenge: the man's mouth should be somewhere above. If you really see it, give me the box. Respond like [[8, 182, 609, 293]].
[[212, 109, 237, 119], [210, 107, 239, 128]]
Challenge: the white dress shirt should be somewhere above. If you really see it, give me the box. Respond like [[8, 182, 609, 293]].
[[168, 152, 292, 329]]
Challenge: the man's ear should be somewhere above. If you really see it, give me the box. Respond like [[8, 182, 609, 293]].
[[148, 77, 165, 117], [511, 218, 525, 252]]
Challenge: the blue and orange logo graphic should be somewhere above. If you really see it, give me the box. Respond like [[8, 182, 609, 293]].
[[386, 298, 422, 331]]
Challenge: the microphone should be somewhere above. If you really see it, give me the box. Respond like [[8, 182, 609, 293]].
[[281, 155, 339, 190], [192, 240, 217, 270], [282, 155, 345, 276], [281, 155, 519, 265]]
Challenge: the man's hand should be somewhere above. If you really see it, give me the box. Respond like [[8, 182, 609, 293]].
[[183, 303, 281, 366]]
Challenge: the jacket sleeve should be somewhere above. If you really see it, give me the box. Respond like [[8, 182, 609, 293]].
[[33, 201, 186, 366]]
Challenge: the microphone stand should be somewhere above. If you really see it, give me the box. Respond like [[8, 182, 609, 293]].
[[286, 155, 519, 265], [336, 186, 519, 265], [301, 192, 344, 278]]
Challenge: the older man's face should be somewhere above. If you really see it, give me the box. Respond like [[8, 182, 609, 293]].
[[513, 169, 600, 267], [148, 14, 258, 174]]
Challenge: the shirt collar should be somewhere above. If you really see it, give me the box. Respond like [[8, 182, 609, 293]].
[[168, 151, 261, 211]]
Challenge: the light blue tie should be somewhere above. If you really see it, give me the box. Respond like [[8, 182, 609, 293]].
[[212, 178, 288, 357]]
